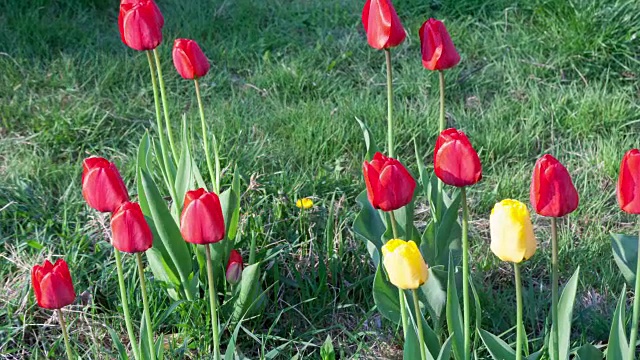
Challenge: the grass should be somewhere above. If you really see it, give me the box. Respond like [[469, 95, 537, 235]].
[[1, 0, 639, 357]]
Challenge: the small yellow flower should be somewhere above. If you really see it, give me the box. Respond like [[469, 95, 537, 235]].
[[489, 199, 537, 263], [296, 197, 313, 209], [381, 239, 429, 289]]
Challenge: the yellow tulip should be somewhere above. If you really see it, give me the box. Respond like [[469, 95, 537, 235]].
[[381, 239, 429, 289], [296, 197, 313, 209], [490, 199, 537, 263]]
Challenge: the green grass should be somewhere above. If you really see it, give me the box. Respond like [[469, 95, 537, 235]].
[[1, 0, 639, 358]]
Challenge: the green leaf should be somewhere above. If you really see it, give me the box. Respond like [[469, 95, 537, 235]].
[[550, 267, 580, 360], [437, 335, 453, 360], [611, 233, 638, 285], [575, 344, 603, 360], [107, 326, 129, 360], [527, 350, 543, 360], [373, 261, 400, 324], [219, 166, 241, 242], [173, 117, 193, 213], [230, 263, 265, 323], [446, 256, 464, 360], [469, 275, 483, 348], [355, 117, 378, 161], [420, 266, 447, 331], [320, 335, 336, 360], [353, 190, 385, 265], [606, 286, 629, 360], [478, 329, 516, 360], [404, 288, 441, 360], [137, 132, 152, 215]]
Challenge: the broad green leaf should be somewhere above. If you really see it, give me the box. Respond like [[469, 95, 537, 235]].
[[420, 266, 447, 331], [373, 261, 400, 324], [527, 350, 543, 360], [219, 166, 241, 242], [611, 233, 638, 285], [437, 335, 453, 360], [154, 333, 164, 360], [139, 307, 151, 360], [137, 132, 152, 215], [230, 263, 265, 323], [353, 190, 385, 265], [107, 326, 129, 360], [470, 275, 483, 348], [478, 329, 516, 360], [575, 344, 603, 359], [355, 117, 378, 161], [320, 335, 336, 360], [446, 256, 464, 360], [223, 318, 244, 360], [550, 267, 580, 360], [173, 117, 193, 213], [606, 286, 629, 360]]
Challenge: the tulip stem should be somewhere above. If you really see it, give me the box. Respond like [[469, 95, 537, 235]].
[[461, 187, 471, 360], [57, 309, 74, 360], [136, 253, 156, 360], [436, 70, 446, 222], [628, 226, 640, 360], [389, 211, 399, 239], [551, 217, 559, 360], [153, 48, 179, 161], [413, 289, 428, 360], [205, 245, 221, 360], [399, 289, 409, 339], [194, 78, 220, 193], [514, 263, 524, 360], [385, 48, 394, 158], [114, 249, 140, 360]]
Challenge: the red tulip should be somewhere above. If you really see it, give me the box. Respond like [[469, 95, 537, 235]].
[[419, 18, 461, 71], [111, 201, 153, 253], [530, 154, 579, 217], [617, 149, 640, 214], [434, 128, 482, 187], [180, 188, 225, 244], [118, 0, 164, 51], [172, 39, 210, 80], [226, 250, 243, 285], [82, 157, 129, 213], [32, 259, 76, 310], [361, 0, 406, 50], [363, 152, 416, 211]]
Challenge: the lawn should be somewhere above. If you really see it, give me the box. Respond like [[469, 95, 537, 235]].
[[1, 0, 640, 358]]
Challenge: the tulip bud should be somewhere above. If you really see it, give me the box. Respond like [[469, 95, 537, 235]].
[[361, 0, 406, 50], [381, 239, 428, 289], [226, 250, 243, 285], [434, 128, 482, 187], [617, 149, 640, 214], [82, 156, 129, 213], [419, 18, 461, 71], [118, 0, 164, 51], [111, 201, 153, 253], [172, 39, 211, 80], [363, 152, 416, 212], [180, 188, 225, 245], [31, 259, 76, 310], [530, 154, 579, 217], [490, 199, 537, 263]]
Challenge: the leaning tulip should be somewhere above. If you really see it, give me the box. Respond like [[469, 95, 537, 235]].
[[118, 0, 164, 51], [226, 250, 243, 285], [381, 239, 428, 289], [530, 154, 579, 217], [82, 156, 129, 213], [111, 201, 153, 253], [32, 259, 76, 310], [363, 152, 416, 212], [617, 149, 640, 214], [180, 188, 225, 245], [172, 39, 210, 80], [490, 199, 537, 263], [419, 18, 461, 71], [361, 0, 406, 50], [434, 128, 482, 187]]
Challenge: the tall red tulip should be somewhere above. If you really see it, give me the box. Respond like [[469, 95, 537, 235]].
[[530, 154, 579, 217], [419, 18, 461, 71], [361, 0, 406, 50], [226, 250, 243, 285], [617, 149, 640, 214], [82, 156, 129, 213], [180, 188, 225, 244], [363, 152, 416, 211], [118, 0, 164, 51], [434, 128, 482, 187], [111, 201, 154, 253], [172, 39, 210, 80], [32, 259, 76, 310]]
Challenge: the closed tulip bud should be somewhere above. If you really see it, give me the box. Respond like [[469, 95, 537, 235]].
[[617, 149, 640, 214], [82, 156, 129, 213], [419, 18, 461, 71], [118, 0, 164, 51], [530, 154, 579, 217], [363, 152, 416, 212], [434, 128, 482, 187], [172, 39, 211, 80], [226, 250, 243, 285], [32, 259, 76, 310], [180, 188, 225, 245], [361, 0, 406, 50], [490, 199, 537, 263], [381, 239, 428, 289], [111, 201, 153, 253]]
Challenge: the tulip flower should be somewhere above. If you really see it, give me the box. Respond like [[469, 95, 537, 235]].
[[419, 18, 461, 71], [180, 188, 225, 245], [434, 128, 482, 187], [82, 156, 129, 213], [530, 154, 579, 217], [118, 0, 164, 51], [32, 259, 76, 310], [363, 152, 416, 212], [111, 201, 153, 253], [361, 0, 406, 50], [381, 239, 428, 289], [296, 198, 314, 209], [226, 250, 243, 285], [172, 39, 211, 80], [490, 199, 537, 263], [617, 149, 640, 214]]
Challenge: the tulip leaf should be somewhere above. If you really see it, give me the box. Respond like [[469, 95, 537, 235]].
[[478, 329, 516, 360], [446, 256, 464, 360], [470, 275, 483, 347], [137, 132, 152, 215], [355, 117, 378, 162], [372, 261, 400, 324], [550, 266, 580, 360], [437, 335, 453, 360], [611, 233, 638, 285], [219, 166, 241, 243], [107, 326, 129, 360], [354, 190, 385, 266], [575, 344, 603, 360], [527, 350, 543, 360], [230, 263, 265, 323], [606, 286, 629, 360], [173, 116, 193, 213], [405, 289, 441, 360], [420, 266, 447, 332]]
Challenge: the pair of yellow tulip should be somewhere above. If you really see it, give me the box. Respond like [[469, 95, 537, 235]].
[[382, 199, 537, 289]]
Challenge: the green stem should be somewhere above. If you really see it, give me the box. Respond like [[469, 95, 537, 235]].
[[413, 289, 428, 360], [385, 48, 394, 158], [114, 249, 140, 360], [136, 253, 156, 360], [461, 187, 470, 360], [57, 309, 74, 360], [514, 263, 524, 360], [399, 288, 409, 339], [153, 48, 179, 161], [194, 78, 219, 193], [389, 211, 399, 239], [205, 246, 221, 360], [628, 226, 640, 360], [551, 217, 559, 360], [436, 70, 446, 222]]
